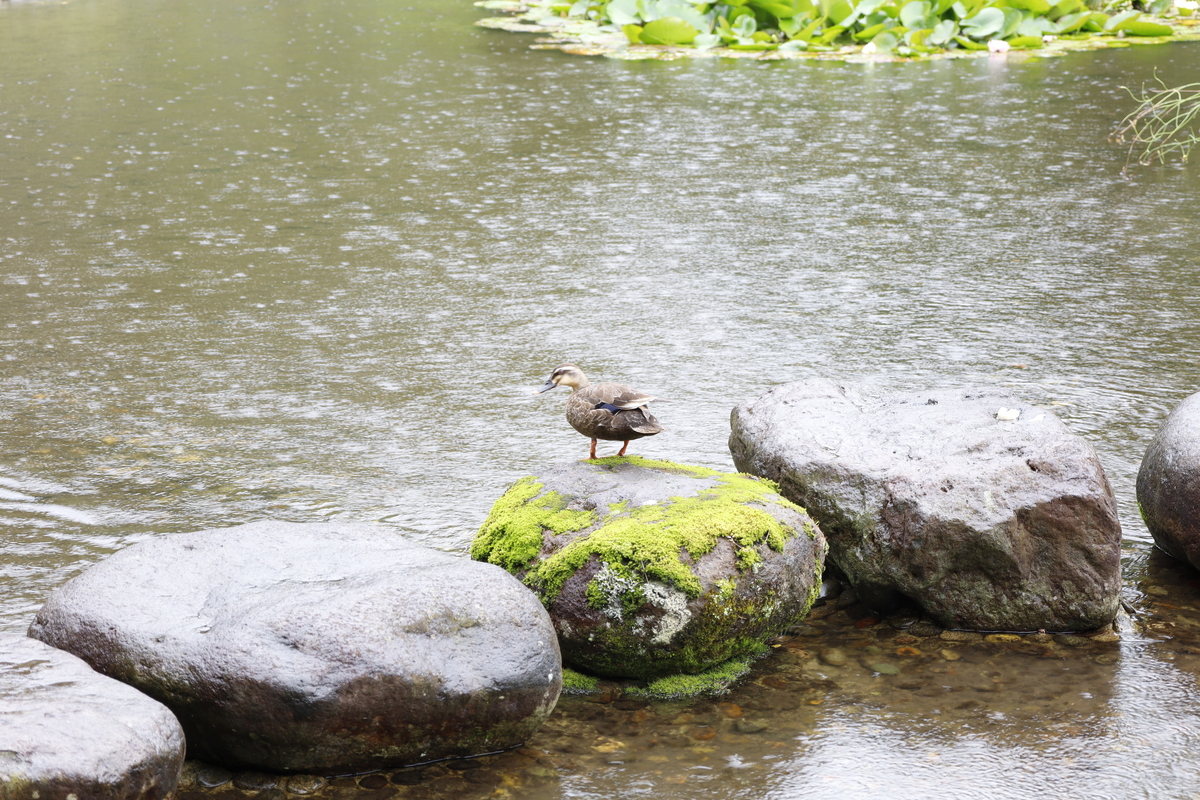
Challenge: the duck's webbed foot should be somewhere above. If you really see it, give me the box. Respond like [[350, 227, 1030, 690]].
[[618, 440, 629, 456], [588, 439, 598, 460]]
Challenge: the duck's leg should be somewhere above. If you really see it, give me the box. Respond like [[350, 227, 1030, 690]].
[[618, 440, 629, 456], [589, 439, 598, 460]]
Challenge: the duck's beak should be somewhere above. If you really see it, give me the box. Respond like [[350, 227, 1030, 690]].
[[536, 379, 558, 394]]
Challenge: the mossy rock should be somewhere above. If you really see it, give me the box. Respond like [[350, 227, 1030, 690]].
[[472, 456, 826, 681]]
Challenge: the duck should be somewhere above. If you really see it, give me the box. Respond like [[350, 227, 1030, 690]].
[[536, 364, 666, 460]]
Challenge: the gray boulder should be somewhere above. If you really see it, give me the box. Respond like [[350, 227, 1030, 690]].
[[0, 635, 184, 800], [28, 521, 561, 775], [1137, 391, 1200, 570], [729, 380, 1122, 632], [472, 457, 827, 680]]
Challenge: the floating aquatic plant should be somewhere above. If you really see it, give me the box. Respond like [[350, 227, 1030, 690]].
[[1112, 76, 1200, 168], [483, 0, 1184, 58]]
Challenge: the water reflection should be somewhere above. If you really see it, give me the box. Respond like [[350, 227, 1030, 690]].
[[4, 0, 1200, 796]]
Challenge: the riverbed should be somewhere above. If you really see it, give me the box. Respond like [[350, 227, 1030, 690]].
[[2, 0, 1199, 797]]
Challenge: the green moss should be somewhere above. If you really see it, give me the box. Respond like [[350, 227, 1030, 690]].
[[523, 459, 808, 603], [736, 546, 763, 571], [472, 477, 597, 572], [561, 667, 600, 694], [625, 647, 766, 699]]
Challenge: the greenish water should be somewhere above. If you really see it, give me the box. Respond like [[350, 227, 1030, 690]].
[[3, 0, 1200, 796]]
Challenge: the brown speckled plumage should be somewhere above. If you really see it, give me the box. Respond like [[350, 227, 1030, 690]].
[[537, 364, 665, 460]]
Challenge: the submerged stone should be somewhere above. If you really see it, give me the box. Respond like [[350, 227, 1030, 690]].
[[29, 521, 561, 774], [472, 456, 827, 681], [730, 380, 1122, 632]]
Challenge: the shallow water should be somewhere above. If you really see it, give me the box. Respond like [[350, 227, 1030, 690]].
[[2, 0, 1200, 796]]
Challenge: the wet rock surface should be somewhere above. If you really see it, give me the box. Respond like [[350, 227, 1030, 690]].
[[729, 379, 1122, 631], [29, 520, 562, 774], [1137, 391, 1200, 571], [472, 457, 827, 681], [0, 634, 184, 800], [163, 558, 1200, 800]]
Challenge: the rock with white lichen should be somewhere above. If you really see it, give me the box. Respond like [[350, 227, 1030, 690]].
[[730, 379, 1123, 632], [471, 456, 827, 681]]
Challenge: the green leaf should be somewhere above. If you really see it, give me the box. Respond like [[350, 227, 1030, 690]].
[[639, 15, 701, 41], [816, 23, 847, 41], [823, 0, 856, 24], [839, 0, 888, 25], [999, 8, 1023, 37], [953, 32, 989, 46], [779, 37, 810, 48], [1054, 10, 1091, 30], [731, 12, 757, 35], [607, 0, 643, 25], [871, 29, 900, 48], [1104, 9, 1141, 30], [1016, 16, 1047, 35], [1122, 18, 1172, 34], [853, 21, 886, 37], [960, 5, 1005, 36], [1048, 0, 1082, 17], [903, 26, 930, 44], [928, 17, 959, 41], [791, 17, 824, 37], [750, 0, 804, 18], [622, 22, 645, 40], [651, 0, 711, 29], [694, 31, 722, 46], [1005, 0, 1051, 14], [1008, 33, 1044, 45], [899, 0, 933, 27]]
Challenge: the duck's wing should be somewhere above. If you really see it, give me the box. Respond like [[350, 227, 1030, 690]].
[[591, 383, 665, 410], [583, 383, 666, 436]]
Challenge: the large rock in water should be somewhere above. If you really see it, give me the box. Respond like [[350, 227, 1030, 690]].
[[28, 521, 561, 774], [471, 457, 827, 680], [729, 380, 1122, 632], [0, 635, 184, 800], [1137, 391, 1200, 570]]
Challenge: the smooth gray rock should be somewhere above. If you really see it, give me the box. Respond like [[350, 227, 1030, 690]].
[[729, 380, 1122, 632], [29, 521, 561, 774], [0, 635, 184, 800], [1137, 391, 1200, 570], [472, 458, 827, 680]]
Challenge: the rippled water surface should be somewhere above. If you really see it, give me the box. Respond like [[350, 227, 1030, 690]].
[[3, 0, 1200, 796]]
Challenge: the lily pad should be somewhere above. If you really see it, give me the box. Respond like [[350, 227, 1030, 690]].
[[639, 15, 700, 43], [961, 6, 1005, 37]]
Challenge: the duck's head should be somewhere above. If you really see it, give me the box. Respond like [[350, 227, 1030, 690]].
[[537, 364, 589, 393]]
